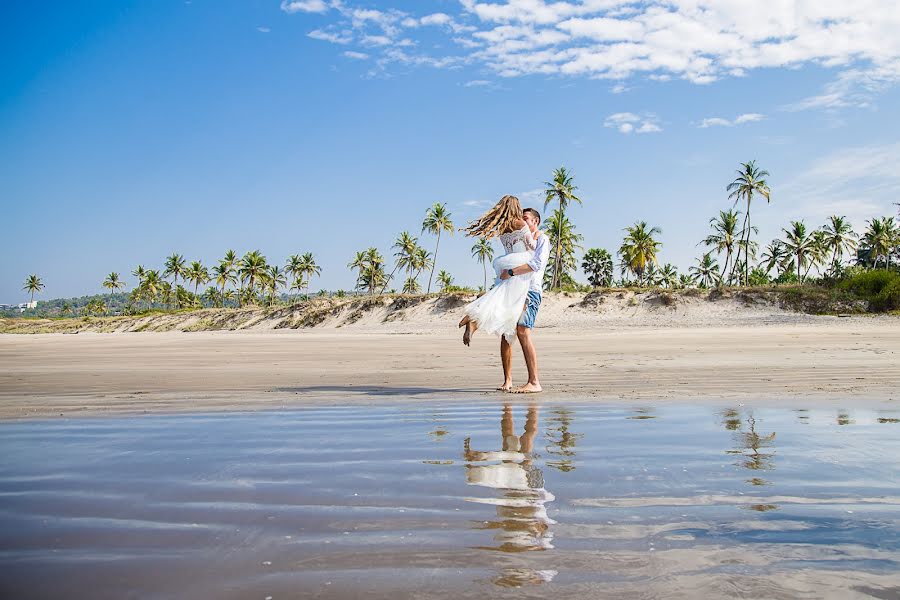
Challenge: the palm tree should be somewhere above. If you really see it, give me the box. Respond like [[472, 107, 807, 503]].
[[402, 277, 421, 294], [132, 265, 147, 288], [806, 230, 829, 279], [102, 272, 124, 316], [678, 273, 694, 289], [410, 246, 433, 291], [265, 265, 286, 306], [759, 240, 789, 277], [289, 277, 305, 302], [364, 248, 387, 294], [212, 262, 236, 307], [618, 221, 663, 286], [140, 270, 163, 311], [238, 251, 268, 305], [544, 166, 582, 289], [727, 161, 771, 286], [422, 203, 454, 294], [782, 221, 812, 282], [299, 252, 321, 298], [186, 261, 209, 297], [581, 248, 614, 288], [658, 263, 679, 289], [348, 250, 368, 294], [861, 217, 898, 268], [220, 250, 238, 304], [436, 270, 453, 291], [23, 274, 44, 304], [822, 215, 858, 268], [381, 232, 419, 294], [285, 254, 303, 302], [702, 209, 741, 284], [163, 253, 187, 308], [471, 238, 494, 291], [159, 280, 173, 308], [689, 253, 720, 288], [201, 287, 220, 308], [351, 248, 387, 294], [544, 209, 583, 289]]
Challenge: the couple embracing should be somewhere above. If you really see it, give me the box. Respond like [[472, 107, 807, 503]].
[[458, 195, 550, 394]]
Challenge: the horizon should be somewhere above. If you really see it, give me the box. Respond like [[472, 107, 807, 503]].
[[3, 1, 900, 302]]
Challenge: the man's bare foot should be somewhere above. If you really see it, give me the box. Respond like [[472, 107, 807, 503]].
[[497, 382, 512, 392], [513, 383, 542, 394]]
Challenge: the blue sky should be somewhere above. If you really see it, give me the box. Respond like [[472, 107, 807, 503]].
[[2, 0, 899, 301]]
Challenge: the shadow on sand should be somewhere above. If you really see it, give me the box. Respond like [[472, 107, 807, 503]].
[[273, 385, 473, 396]]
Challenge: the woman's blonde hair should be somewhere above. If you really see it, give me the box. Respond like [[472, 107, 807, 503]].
[[462, 195, 523, 239]]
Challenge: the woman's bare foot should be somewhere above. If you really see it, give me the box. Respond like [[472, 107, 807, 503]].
[[462, 320, 479, 346], [497, 381, 512, 392], [513, 382, 542, 394], [458, 315, 471, 328]]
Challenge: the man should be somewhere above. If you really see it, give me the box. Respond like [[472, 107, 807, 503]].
[[498, 207, 550, 394]]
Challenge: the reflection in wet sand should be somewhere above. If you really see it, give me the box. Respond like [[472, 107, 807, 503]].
[[722, 408, 777, 490], [1, 403, 899, 598], [463, 405, 556, 557], [544, 407, 583, 472]]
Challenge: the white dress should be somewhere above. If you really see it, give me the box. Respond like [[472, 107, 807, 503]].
[[463, 225, 535, 341]]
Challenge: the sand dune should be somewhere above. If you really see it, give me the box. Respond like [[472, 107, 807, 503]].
[[0, 288, 874, 335]]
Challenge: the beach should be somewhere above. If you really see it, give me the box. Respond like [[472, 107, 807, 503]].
[[2, 315, 898, 419]]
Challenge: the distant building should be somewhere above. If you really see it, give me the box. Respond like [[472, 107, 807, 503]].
[[0, 302, 36, 312]]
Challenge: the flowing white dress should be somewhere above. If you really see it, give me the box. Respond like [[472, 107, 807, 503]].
[[463, 225, 535, 341]]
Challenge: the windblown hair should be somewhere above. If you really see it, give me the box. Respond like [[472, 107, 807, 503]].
[[462, 195, 523, 239]]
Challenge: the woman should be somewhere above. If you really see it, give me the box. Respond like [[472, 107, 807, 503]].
[[459, 195, 535, 345]]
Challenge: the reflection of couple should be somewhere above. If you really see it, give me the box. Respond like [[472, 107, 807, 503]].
[[463, 404, 555, 553], [458, 195, 551, 394]]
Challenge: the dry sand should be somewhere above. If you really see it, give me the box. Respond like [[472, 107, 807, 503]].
[[2, 315, 898, 419]]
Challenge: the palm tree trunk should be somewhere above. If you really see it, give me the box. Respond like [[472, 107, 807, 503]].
[[427, 232, 440, 294], [483, 261, 487, 291], [553, 238, 561, 290], [744, 207, 752, 285], [722, 249, 732, 285], [380, 265, 399, 295], [731, 208, 749, 284]]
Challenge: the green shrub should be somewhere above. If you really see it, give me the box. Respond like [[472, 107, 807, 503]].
[[839, 269, 899, 296], [871, 278, 900, 312], [838, 269, 900, 312]]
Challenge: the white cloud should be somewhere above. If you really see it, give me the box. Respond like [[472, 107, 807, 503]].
[[280, 0, 329, 14], [464, 79, 491, 87], [256, 26, 271, 33], [308, 29, 352, 44], [421, 13, 453, 27], [361, 34, 392, 46], [517, 188, 545, 207], [604, 112, 661, 134], [610, 83, 628, 93], [699, 113, 765, 127], [283, 0, 900, 107], [343, 51, 369, 60], [776, 142, 900, 226], [734, 113, 765, 124]]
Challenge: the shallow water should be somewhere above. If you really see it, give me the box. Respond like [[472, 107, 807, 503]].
[[1, 403, 900, 599]]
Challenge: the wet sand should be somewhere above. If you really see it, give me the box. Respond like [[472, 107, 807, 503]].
[[1, 403, 899, 598], [1, 321, 899, 419]]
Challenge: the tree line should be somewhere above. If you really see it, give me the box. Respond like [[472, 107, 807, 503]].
[[17, 162, 900, 316]]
